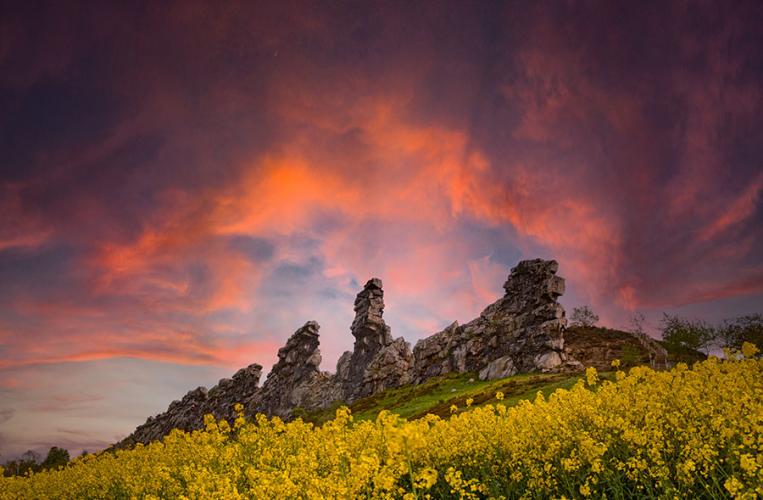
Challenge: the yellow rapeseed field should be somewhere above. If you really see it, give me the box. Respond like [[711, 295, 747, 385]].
[[1, 345, 761, 499]]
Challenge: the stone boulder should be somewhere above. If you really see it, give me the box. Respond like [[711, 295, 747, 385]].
[[479, 355, 517, 380], [359, 337, 415, 396]]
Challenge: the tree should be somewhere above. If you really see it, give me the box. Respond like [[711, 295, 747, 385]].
[[570, 306, 599, 328], [3, 450, 40, 477], [719, 314, 763, 354], [659, 314, 715, 354], [629, 312, 647, 335], [40, 447, 70, 471]]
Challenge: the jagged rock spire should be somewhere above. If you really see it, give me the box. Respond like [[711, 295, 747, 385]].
[[351, 278, 392, 346], [339, 278, 392, 398], [337, 277, 414, 400], [414, 258, 578, 382], [251, 321, 323, 418], [503, 259, 565, 299]]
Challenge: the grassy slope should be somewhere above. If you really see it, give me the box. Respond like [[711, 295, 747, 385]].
[[297, 371, 614, 425]]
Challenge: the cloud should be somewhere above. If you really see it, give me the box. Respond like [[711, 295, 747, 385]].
[[0, 408, 15, 424], [28, 394, 104, 413], [1, 0, 762, 457]]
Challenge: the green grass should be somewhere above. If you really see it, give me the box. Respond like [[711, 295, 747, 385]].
[[296, 370, 615, 425]]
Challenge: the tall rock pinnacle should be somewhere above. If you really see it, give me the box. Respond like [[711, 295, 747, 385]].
[[337, 278, 414, 400], [351, 278, 393, 356], [251, 321, 323, 418]]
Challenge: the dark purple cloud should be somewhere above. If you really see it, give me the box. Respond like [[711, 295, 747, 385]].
[[0, 0, 761, 457]]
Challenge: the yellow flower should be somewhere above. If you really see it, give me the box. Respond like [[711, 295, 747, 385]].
[[1, 356, 761, 499], [741, 341, 759, 359], [579, 482, 591, 497], [586, 366, 598, 386], [611, 359, 621, 368], [739, 454, 758, 473], [495, 391, 504, 401], [724, 477, 744, 496], [450, 404, 458, 414], [413, 467, 438, 490], [465, 398, 474, 407]]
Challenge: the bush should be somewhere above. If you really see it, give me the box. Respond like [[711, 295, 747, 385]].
[[719, 314, 763, 354], [40, 447, 70, 471], [659, 314, 715, 354], [2, 447, 70, 478], [570, 306, 599, 328]]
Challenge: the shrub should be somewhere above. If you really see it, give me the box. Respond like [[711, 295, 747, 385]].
[[719, 314, 763, 354], [570, 306, 599, 328], [659, 313, 716, 354]]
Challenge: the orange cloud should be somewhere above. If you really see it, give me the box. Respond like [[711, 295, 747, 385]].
[[700, 174, 763, 242], [0, 338, 281, 371]]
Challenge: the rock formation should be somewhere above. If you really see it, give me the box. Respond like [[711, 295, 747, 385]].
[[120, 258, 586, 447], [337, 278, 414, 400], [250, 321, 337, 419], [119, 363, 262, 446], [413, 259, 580, 381]]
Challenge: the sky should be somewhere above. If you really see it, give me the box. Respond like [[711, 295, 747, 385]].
[[1, 0, 762, 459]]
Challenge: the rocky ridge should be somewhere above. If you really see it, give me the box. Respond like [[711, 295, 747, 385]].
[[120, 258, 584, 446], [413, 259, 581, 381], [120, 363, 263, 447]]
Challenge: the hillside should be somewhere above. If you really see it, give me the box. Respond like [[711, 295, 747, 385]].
[[295, 370, 587, 425], [3, 354, 760, 498], [120, 259, 576, 446], [118, 259, 707, 448], [298, 326, 705, 425], [564, 325, 707, 369]]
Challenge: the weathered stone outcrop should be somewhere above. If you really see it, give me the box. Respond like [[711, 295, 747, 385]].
[[339, 278, 392, 393], [413, 259, 580, 381], [120, 257, 586, 447], [337, 278, 415, 400], [478, 355, 517, 380], [249, 321, 335, 419], [119, 363, 262, 446], [359, 337, 415, 396]]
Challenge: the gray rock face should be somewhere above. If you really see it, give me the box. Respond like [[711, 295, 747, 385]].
[[413, 259, 577, 382], [359, 337, 415, 396], [119, 363, 262, 446], [341, 279, 392, 390]]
